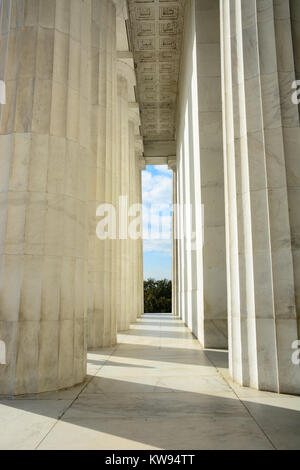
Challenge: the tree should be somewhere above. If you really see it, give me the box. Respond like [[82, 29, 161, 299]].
[[144, 279, 172, 313]]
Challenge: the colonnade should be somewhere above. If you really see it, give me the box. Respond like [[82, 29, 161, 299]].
[[174, 0, 300, 395], [0, 0, 299, 397], [220, 0, 300, 393], [116, 55, 143, 332]]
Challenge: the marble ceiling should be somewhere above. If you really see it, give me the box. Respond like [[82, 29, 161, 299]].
[[127, 0, 186, 144]]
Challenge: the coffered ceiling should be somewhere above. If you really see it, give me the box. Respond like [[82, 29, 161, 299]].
[[127, 0, 186, 146]]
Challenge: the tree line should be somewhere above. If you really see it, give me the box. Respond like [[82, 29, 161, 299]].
[[144, 279, 172, 313]]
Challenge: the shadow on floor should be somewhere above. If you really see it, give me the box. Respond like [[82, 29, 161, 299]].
[[203, 349, 229, 369], [119, 329, 193, 339], [88, 360, 155, 369], [1, 374, 300, 449], [0, 313, 300, 450], [89, 346, 216, 368]]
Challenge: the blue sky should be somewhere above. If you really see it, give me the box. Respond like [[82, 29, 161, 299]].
[[142, 165, 173, 280]]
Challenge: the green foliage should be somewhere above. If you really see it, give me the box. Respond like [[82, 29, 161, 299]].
[[144, 278, 172, 313]]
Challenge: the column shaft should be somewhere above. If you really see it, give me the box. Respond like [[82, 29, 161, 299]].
[[116, 55, 142, 330], [137, 161, 145, 318], [172, 168, 178, 317], [176, 0, 227, 347], [128, 119, 135, 323], [0, 0, 91, 395], [117, 74, 130, 331], [289, 0, 300, 338], [290, 0, 300, 121], [88, 0, 117, 349]]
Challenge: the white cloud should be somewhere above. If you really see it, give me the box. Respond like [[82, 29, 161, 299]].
[[142, 167, 173, 257], [143, 239, 172, 255], [142, 167, 172, 279], [142, 169, 172, 206]]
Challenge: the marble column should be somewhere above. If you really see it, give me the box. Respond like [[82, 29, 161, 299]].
[[168, 157, 178, 317], [221, 0, 300, 393], [290, 0, 300, 337], [116, 68, 130, 332], [128, 106, 143, 323], [0, 0, 91, 395], [116, 56, 138, 331], [290, 0, 300, 121], [0, 0, 9, 120], [128, 118, 135, 323], [136, 151, 143, 320], [88, 0, 117, 349], [137, 156, 145, 318], [110, 4, 119, 348], [177, 140, 189, 325], [176, 0, 227, 347], [195, 0, 227, 348]]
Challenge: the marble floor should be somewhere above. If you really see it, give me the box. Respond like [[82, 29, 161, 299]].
[[0, 313, 300, 450]]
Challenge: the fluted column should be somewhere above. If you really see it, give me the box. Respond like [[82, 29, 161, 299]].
[[128, 105, 143, 323], [168, 157, 178, 317], [194, 0, 227, 347], [290, 0, 300, 336], [176, 0, 227, 346], [116, 55, 138, 331], [117, 71, 130, 331], [128, 119, 135, 323], [0, 0, 9, 120], [138, 157, 146, 318], [88, 0, 117, 349], [115, 74, 123, 332], [221, 0, 300, 393], [110, 3, 118, 348], [291, 0, 300, 121], [0, 0, 91, 395]]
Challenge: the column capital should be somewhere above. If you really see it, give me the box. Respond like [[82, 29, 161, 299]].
[[117, 51, 134, 60], [114, 0, 128, 19], [138, 157, 146, 171], [168, 156, 177, 171], [135, 136, 144, 157], [129, 102, 141, 129], [117, 56, 136, 102]]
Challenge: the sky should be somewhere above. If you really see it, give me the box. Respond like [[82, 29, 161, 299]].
[[142, 165, 173, 280]]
